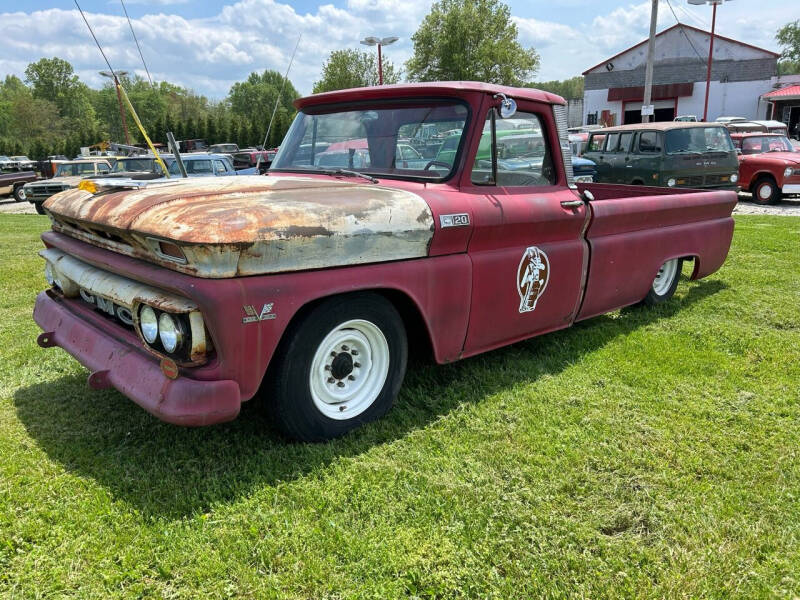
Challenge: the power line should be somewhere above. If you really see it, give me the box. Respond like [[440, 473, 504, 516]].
[[665, 0, 707, 64], [73, 0, 116, 77], [120, 0, 154, 89]]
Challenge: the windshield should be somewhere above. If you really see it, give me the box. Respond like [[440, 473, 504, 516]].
[[112, 158, 161, 173], [271, 101, 469, 180], [665, 127, 734, 155], [55, 163, 100, 176], [741, 136, 794, 154], [211, 144, 238, 153], [168, 158, 220, 175]]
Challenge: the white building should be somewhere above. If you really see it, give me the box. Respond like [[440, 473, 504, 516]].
[[582, 24, 779, 126]]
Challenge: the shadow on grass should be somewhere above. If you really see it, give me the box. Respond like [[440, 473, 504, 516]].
[[14, 278, 726, 520]]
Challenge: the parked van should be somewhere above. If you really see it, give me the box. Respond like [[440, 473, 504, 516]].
[[583, 122, 739, 190]]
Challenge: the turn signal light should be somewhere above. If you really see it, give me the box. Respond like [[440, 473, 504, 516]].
[[78, 180, 97, 194], [158, 241, 186, 261]]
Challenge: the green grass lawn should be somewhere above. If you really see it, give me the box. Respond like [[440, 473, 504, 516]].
[[1, 213, 799, 598]]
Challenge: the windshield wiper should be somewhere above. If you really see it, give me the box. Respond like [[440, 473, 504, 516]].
[[321, 168, 378, 184]]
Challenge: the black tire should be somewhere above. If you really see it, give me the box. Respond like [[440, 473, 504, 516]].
[[12, 185, 25, 202], [752, 176, 781, 205], [34, 202, 46, 215], [267, 292, 408, 442], [641, 258, 683, 306]]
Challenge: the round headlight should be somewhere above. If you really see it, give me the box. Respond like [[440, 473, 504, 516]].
[[139, 306, 159, 344], [667, 178, 676, 187], [158, 312, 183, 354], [44, 262, 55, 286], [785, 167, 793, 178], [731, 173, 738, 183]]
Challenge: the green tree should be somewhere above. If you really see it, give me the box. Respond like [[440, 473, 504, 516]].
[[526, 76, 584, 99], [228, 70, 299, 128], [312, 49, 400, 93], [406, 0, 539, 85], [25, 57, 96, 133], [776, 21, 800, 75]]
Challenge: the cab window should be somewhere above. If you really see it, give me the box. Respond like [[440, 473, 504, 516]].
[[214, 160, 228, 174], [604, 133, 620, 152], [587, 134, 606, 152], [638, 131, 662, 153], [618, 132, 633, 153], [470, 110, 555, 187]]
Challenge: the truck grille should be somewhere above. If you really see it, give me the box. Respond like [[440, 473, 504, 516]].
[[28, 184, 68, 199]]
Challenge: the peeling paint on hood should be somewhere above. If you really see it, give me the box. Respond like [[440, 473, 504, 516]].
[[44, 175, 435, 278]]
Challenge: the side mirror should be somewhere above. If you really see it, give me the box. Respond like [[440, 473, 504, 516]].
[[493, 93, 517, 119]]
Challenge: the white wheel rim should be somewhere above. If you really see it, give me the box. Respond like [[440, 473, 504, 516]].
[[309, 319, 390, 420], [758, 183, 772, 200], [652, 259, 679, 296]]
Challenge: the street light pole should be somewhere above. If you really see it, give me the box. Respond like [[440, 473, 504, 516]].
[[642, 0, 659, 123], [100, 70, 130, 144], [360, 36, 399, 85], [689, 0, 727, 122], [703, 1, 718, 122]]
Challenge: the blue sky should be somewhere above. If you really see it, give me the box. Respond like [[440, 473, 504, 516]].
[[0, 1, 795, 99]]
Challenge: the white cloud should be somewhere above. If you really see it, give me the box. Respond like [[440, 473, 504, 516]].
[[0, 0, 787, 101]]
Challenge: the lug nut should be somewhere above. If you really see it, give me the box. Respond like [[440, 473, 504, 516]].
[[337, 381, 345, 388], [351, 349, 359, 356], [348, 375, 355, 381], [354, 362, 361, 368], [327, 377, 335, 383], [341, 345, 349, 351], [330, 352, 337, 357], [324, 365, 331, 371]]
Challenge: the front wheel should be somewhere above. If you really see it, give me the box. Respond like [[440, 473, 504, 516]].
[[752, 176, 781, 205], [267, 293, 408, 442], [34, 202, 46, 215], [13, 185, 25, 202], [641, 258, 683, 306]]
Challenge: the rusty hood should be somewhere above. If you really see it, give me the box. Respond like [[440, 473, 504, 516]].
[[44, 175, 435, 278]]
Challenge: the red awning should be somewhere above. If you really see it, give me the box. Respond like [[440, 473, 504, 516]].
[[762, 85, 800, 99], [608, 83, 694, 102]]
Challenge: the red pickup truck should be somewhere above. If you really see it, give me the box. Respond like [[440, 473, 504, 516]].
[[33, 82, 736, 441], [730, 132, 800, 204]]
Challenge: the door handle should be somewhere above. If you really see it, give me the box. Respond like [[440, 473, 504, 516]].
[[560, 200, 584, 208]]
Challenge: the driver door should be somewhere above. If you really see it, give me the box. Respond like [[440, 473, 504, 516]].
[[462, 103, 589, 356]]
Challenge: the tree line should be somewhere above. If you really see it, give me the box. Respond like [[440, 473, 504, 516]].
[[0, 58, 299, 160]]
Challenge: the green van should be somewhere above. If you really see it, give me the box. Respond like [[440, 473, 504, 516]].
[[583, 122, 739, 190]]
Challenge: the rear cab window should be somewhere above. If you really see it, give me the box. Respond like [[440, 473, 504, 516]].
[[587, 134, 606, 152]]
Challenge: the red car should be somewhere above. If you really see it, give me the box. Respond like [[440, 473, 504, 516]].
[[33, 82, 736, 441], [730, 132, 800, 204]]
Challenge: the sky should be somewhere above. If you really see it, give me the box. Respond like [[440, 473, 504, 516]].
[[0, 0, 796, 100]]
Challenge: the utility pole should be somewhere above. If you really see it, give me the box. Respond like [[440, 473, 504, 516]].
[[100, 70, 130, 144], [642, 0, 658, 123]]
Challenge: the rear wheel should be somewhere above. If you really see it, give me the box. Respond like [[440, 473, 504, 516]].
[[12, 185, 25, 202], [752, 176, 781, 205], [641, 258, 683, 306], [267, 293, 408, 442]]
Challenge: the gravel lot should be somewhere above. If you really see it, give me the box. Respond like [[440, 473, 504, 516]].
[[3, 191, 799, 216]]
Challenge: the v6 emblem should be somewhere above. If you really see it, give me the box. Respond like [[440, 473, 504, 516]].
[[242, 303, 277, 323]]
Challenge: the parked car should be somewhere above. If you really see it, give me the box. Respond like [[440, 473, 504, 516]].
[[726, 121, 770, 134], [572, 156, 597, 182], [23, 158, 112, 214], [730, 133, 800, 204], [232, 150, 276, 173], [715, 116, 747, 124], [178, 139, 208, 153], [674, 115, 698, 122], [8, 155, 36, 170], [0, 170, 39, 201], [33, 82, 736, 441], [0, 155, 14, 170], [208, 143, 239, 154], [583, 122, 739, 189], [750, 120, 789, 136]]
